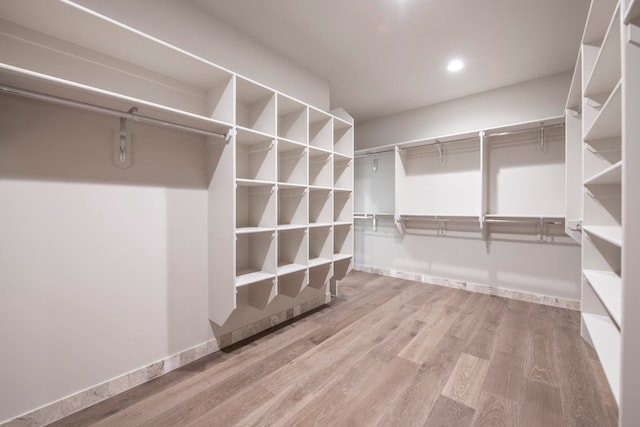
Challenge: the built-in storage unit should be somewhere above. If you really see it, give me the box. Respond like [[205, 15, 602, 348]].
[[0, 0, 354, 329], [566, 0, 640, 420], [355, 118, 566, 241]]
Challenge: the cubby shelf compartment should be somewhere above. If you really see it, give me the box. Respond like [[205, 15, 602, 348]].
[[309, 148, 333, 188], [584, 6, 621, 98], [309, 107, 333, 151], [584, 81, 622, 141], [626, 0, 640, 23], [236, 76, 276, 136], [333, 118, 354, 157], [277, 94, 307, 144], [236, 181, 275, 231], [584, 160, 622, 185], [277, 228, 308, 276], [278, 139, 307, 186], [236, 128, 276, 182], [236, 231, 276, 288], [308, 225, 333, 268], [334, 190, 353, 223], [334, 157, 353, 190], [333, 223, 354, 262], [582, 312, 621, 403], [278, 186, 307, 228], [309, 188, 333, 225], [584, 269, 622, 327]]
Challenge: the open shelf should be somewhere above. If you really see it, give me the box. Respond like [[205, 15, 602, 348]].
[[583, 0, 619, 45], [236, 76, 276, 135], [236, 181, 275, 230], [278, 187, 307, 228], [584, 160, 622, 185], [487, 126, 564, 217], [277, 228, 307, 276], [334, 223, 353, 261], [626, 0, 640, 23], [278, 139, 307, 185], [582, 312, 620, 403], [309, 188, 332, 225], [584, 82, 622, 142], [309, 148, 333, 188], [333, 118, 353, 156], [584, 6, 621, 99], [309, 107, 332, 151], [236, 231, 276, 287], [583, 225, 623, 247], [236, 128, 275, 182], [584, 269, 622, 327], [334, 191, 353, 223], [334, 157, 353, 190], [277, 94, 307, 144], [308, 222, 333, 271]]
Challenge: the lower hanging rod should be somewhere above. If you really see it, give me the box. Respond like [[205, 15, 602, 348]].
[[0, 84, 231, 141]]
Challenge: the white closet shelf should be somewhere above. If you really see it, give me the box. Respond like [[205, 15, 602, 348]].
[[236, 178, 276, 187], [333, 221, 353, 227], [236, 227, 275, 235], [277, 182, 306, 189], [583, 225, 623, 247], [308, 185, 333, 191], [584, 161, 622, 185], [308, 222, 333, 228], [308, 257, 333, 268], [276, 263, 307, 276], [584, 269, 622, 328], [566, 53, 583, 110], [582, 313, 620, 403], [236, 127, 276, 145], [308, 146, 333, 156], [333, 117, 353, 130], [583, 0, 619, 45], [277, 224, 307, 231], [334, 152, 352, 160], [584, 5, 621, 98], [278, 136, 307, 149], [333, 187, 353, 193], [0, 66, 233, 136], [584, 81, 622, 141], [236, 270, 276, 288], [333, 253, 353, 262], [484, 214, 564, 220]]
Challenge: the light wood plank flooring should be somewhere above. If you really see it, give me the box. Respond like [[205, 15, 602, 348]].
[[51, 271, 617, 426]]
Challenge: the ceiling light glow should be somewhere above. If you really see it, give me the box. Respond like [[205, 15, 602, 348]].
[[447, 59, 464, 72]]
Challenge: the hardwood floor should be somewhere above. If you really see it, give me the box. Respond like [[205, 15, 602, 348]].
[[51, 272, 617, 426]]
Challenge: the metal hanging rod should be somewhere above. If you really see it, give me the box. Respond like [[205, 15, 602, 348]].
[[354, 148, 395, 158], [0, 84, 232, 141], [484, 218, 564, 225], [399, 135, 479, 152], [484, 123, 564, 138]]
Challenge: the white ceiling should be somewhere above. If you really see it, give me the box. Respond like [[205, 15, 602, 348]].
[[190, 0, 589, 122]]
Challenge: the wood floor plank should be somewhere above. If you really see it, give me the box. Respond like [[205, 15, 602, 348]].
[[377, 334, 464, 427], [49, 272, 617, 427], [472, 392, 519, 427], [463, 296, 507, 359], [518, 378, 563, 427], [524, 304, 559, 386], [332, 357, 420, 426], [424, 395, 475, 427], [551, 309, 616, 427], [398, 306, 459, 365], [441, 353, 491, 410]]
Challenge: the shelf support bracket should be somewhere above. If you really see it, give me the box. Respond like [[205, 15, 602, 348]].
[[538, 217, 547, 242], [539, 125, 545, 153], [372, 215, 378, 232], [436, 140, 445, 163], [115, 107, 136, 168]]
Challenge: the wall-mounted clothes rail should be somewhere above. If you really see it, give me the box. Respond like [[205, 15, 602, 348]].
[[483, 216, 565, 242], [0, 84, 232, 141], [354, 212, 394, 232], [397, 135, 479, 152], [484, 122, 564, 138], [354, 148, 395, 159]]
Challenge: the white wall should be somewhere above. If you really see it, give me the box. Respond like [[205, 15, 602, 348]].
[[73, 0, 330, 111], [356, 72, 572, 150], [354, 72, 582, 302]]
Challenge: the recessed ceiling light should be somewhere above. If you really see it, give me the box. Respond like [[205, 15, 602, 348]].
[[447, 59, 464, 72]]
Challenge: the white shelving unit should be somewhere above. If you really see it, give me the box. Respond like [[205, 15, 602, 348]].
[[0, 0, 354, 326], [568, 0, 640, 420]]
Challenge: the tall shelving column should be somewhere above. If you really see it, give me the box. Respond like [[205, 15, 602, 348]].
[[578, 0, 624, 410], [620, 0, 640, 424]]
